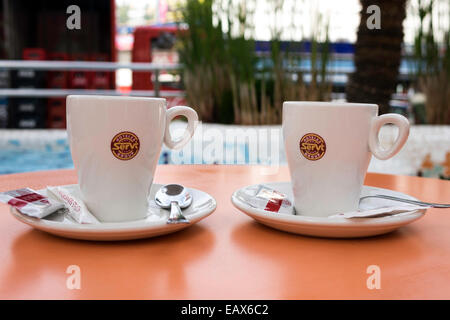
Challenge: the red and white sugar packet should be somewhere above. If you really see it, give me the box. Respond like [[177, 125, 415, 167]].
[[237, 184, 293, 214], [46, 186, 99, 224], [0, 188, 64, 218]]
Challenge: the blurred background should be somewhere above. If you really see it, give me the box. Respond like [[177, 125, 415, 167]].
[[0, 0, 448, 179]]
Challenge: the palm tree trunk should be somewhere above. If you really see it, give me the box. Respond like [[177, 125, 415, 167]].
[[346, 0, 407, 114]]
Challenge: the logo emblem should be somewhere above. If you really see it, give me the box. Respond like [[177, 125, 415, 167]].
[[111, 131, 140, 161], [299, 133, 326, 161]]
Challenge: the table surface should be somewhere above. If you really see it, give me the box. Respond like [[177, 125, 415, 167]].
[[0, 165, 449, 299]]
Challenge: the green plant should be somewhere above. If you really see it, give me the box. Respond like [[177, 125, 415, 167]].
[[264, 7, 332, 112], [178, 0, 332, 125], [412, 0, 450, 124], [177, 0, 226, 122]]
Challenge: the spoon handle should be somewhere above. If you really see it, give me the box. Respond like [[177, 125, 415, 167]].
[[360, 195, 450, 208], [167, 201, 190, 224]]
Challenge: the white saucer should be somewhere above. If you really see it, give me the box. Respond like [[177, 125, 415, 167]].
[[10, 184, 216, 241], [231, 182, 426, 238]]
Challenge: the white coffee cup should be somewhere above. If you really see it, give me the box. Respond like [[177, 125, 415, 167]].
[[66, 95, 198, 222], [282, 101, 410, 217]]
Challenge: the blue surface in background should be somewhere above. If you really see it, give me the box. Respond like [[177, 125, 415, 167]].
[[0, 138, 72, 174], [0, 139, 172, 174], [0, 137, 254, 174], [0, 149, 74, 174]]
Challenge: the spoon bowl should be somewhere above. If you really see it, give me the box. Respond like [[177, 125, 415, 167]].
[[155, 184, 192, 224]]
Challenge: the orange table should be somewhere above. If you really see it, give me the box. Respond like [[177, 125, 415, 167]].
[[0, 165, 449, 299]]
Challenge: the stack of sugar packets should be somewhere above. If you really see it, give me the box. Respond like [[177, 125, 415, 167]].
[[0, 186, 98, 224], [237, 184, 294, 214]]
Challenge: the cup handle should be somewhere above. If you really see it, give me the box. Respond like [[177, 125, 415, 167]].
[[368, 113, 410, 160], [164, 106, 198, 150]]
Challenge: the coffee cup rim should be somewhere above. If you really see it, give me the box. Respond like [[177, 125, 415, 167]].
[[67, 95, 166, 103], [283, 101, 378, 109]]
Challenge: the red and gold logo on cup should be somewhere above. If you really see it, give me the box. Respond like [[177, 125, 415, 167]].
[[111, 131, 140, 161], [299, 133, 326, 161]]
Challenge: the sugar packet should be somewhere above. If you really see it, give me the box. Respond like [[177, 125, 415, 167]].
[[0, 188, 64, 218], [329, 205, 427, 218], [237, 184, 293, 214], [46, 186, 99, 224]]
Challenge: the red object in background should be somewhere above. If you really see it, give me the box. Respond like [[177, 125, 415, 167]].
[[132, 25, 186, 108], [132, 25, 178, 91], [47, 53, 69, 88], [23, 48, 46, 60], [69, 54, 89, 89], [5, 0, 117, 129], [89, 53, 111, 89], [46, 98, 66, 129]]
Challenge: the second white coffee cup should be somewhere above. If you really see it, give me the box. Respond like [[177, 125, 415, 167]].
[[67, 95, 198, 222], [283, 101, 410, 217]]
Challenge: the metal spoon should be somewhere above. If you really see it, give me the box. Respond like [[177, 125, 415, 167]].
[[360, 194, 450, 208], [155, 184, 192, 224]]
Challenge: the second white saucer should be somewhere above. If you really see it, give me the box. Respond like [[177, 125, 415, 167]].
[[231, 182, 426, 238]]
